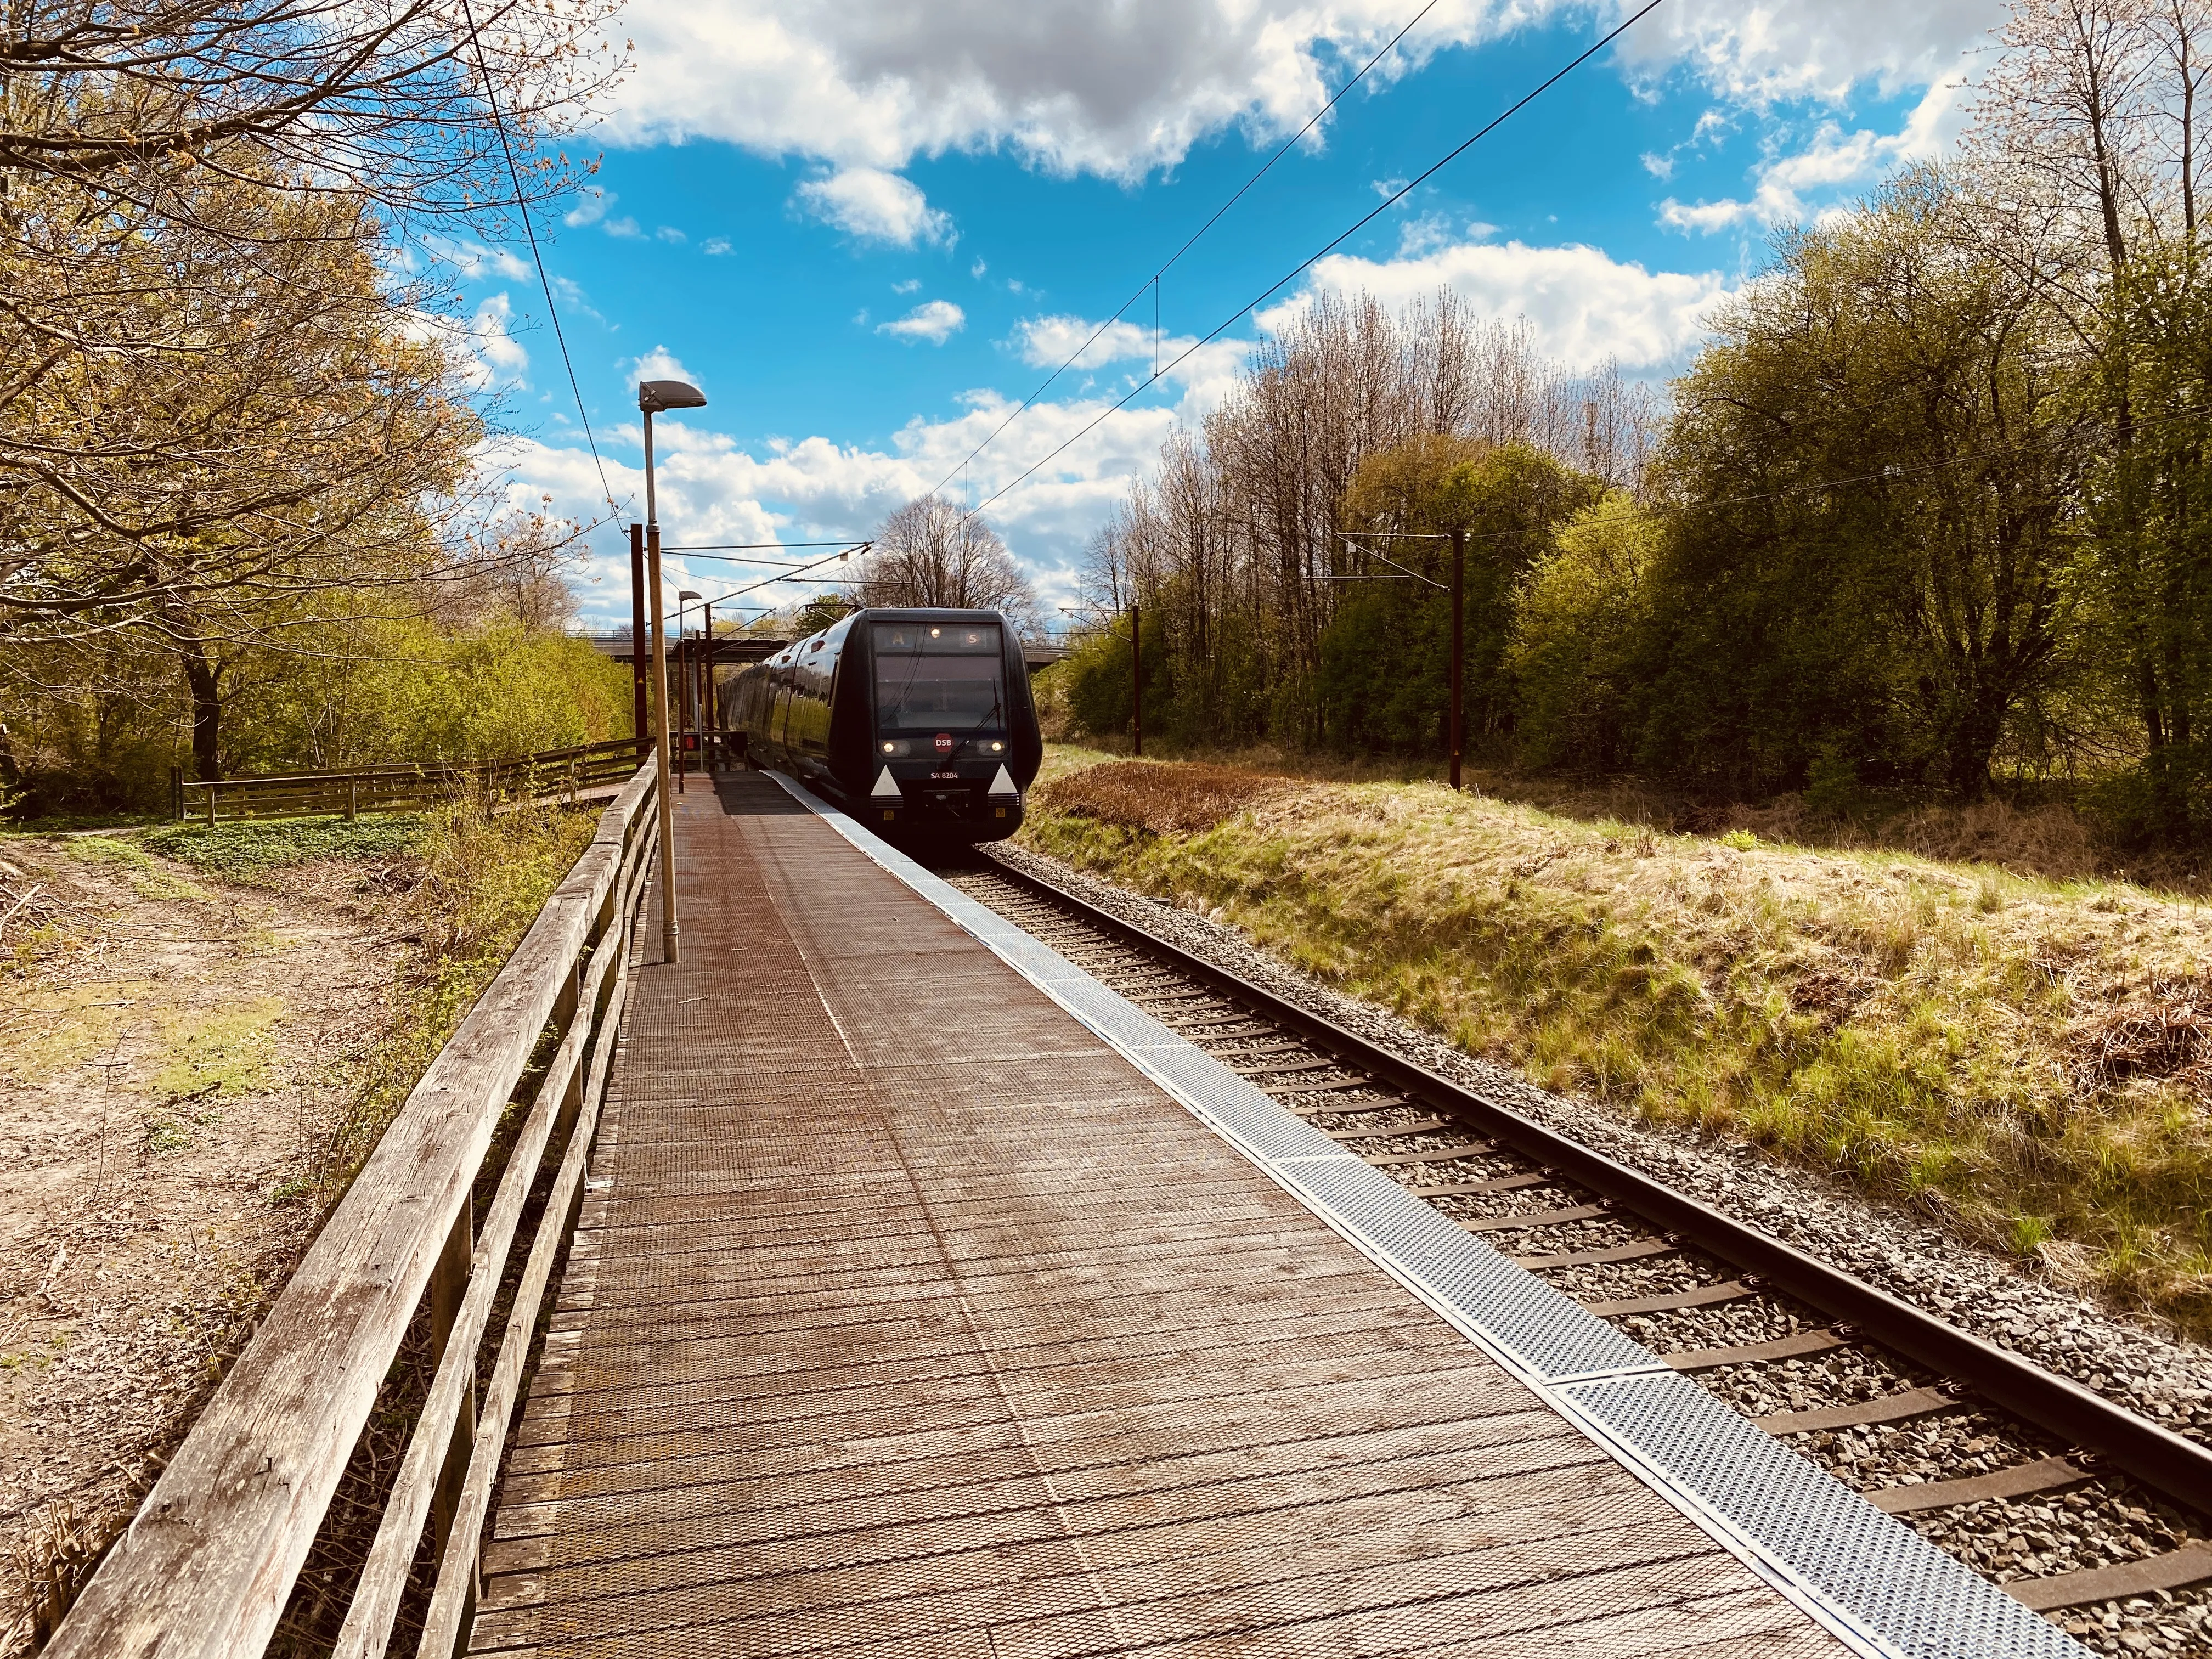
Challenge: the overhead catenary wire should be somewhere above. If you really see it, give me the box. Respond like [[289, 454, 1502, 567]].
[[457, 0, 620, 518], [661, 541, 871, 551], [957, 0, 1669, 530], [682, 541, 876, 614], [920, 0, 1448, 514]]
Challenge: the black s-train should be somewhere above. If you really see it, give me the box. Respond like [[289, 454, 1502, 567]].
[[724, 608, 1043, 843]]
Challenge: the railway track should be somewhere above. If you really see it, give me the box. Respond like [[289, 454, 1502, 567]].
[[937, 852, 2212, 1658]]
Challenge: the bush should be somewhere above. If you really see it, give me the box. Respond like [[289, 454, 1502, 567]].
[[1509, 494, 1658, 772]]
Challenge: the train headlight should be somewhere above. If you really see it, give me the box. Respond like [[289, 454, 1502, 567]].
[[879, 740, 912, 756], [972, 738, 1005, 754]]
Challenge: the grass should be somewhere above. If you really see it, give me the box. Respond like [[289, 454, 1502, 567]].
[[305, 798, 596, 1194], [152, 998, 284, 1101], [62, 836, 209, 901], [142, 814, 425, 877], [1019, 752, 2212, 1336]]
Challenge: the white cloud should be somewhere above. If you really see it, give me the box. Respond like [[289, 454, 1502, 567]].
[[565, 189, 615, 228], [703, 236, 733, 255], [623, 345, 701, 388], [970, 258, 988, 278], [606, 0, 1424, 178], [412, 294, 530, 392], [877, 300, 967, 343], [564, 188, 647, 239], [475, 295, 529, 380], [795, 167, 954, 245], [1623, 0, 1996, 107], [1009, 313, 1251, 423], [500, 382, 1183, 627], [1658, 78, 1965, 234], [892, 277, 922, 294], [602, 0, 2002, 188], [655, 225, 687, 243], [1014, 314, 1159, 371], [425, 236, 532, 282], [1294, 238, 1731, 371]]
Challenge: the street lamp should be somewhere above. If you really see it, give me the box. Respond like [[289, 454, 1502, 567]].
[[676, 589, 703, 794], [640, 376, 706, 964]]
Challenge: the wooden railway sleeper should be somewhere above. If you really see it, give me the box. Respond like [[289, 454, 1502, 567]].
[[1287, 1096, 1413, 1118], [1455, 1202, 1612, 1234], [1583, 1280, 1754, 1317], [1327, 1117, 1454, 1141]]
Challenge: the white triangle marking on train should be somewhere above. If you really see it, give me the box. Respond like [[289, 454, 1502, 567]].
[[988, 765, 1018, 798], [872, 766, 901, 798]]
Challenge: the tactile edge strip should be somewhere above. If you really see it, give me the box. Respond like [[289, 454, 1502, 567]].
[[766, 774, 2086, 1659]]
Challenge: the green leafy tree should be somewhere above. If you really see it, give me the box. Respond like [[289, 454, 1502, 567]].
[[1510, 495, 1661, 772], [2078, 247, 2212, 841], [1318, 439, 1597, 755], [1639, 171, 2087, 796]]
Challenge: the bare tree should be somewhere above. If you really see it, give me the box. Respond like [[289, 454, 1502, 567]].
[[2, 165, 484, 636], [0, 0, 622, 233], [856, 496, 1040, 635], [1083, 285, 1643, 744]]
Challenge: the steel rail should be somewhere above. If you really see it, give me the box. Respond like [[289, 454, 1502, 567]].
[[973, 853, 2212, 1519]]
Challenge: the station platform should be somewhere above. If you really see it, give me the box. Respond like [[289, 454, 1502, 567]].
[[465, 772, 2068, 1659]]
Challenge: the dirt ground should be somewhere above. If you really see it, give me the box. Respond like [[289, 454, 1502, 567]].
[[0, 837, 410, 1654]]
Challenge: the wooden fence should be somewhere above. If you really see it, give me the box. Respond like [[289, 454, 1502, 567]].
[[48, 760, 658, 1658], [174, 737, 649, 823]]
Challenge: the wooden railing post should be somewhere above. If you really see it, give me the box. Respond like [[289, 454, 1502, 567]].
[[427, 1197, 475, 1566]]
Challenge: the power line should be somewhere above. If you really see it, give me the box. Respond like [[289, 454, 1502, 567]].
[[457, 0, 620, 518], [962, 0, 1668, 528], [681, 541, 876, 613], [662, 540, 870, 551], [922, 0, 1446, 511]]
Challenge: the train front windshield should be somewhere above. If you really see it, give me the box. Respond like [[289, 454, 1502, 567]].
[[873, 622, 1005, 732]]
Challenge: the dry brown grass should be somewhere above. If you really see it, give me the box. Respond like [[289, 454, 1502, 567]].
[[1046, 741, 2182, 891], [1022, 748, 2212, 1335], [1036, 761, 1293, 835]]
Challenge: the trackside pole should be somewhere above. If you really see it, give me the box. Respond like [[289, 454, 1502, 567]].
[[1131, 603, 1143, 758], [1449, 527, 1465, 791], [648, 524, 679, 964]]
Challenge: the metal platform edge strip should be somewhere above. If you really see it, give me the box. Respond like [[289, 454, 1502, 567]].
[[764, 773, 2087, 1659]]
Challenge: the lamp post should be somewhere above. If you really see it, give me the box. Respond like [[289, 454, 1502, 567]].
[[628, 524, 648, 753], [640, 376, 706, 964], [675, 589, 703, 793]]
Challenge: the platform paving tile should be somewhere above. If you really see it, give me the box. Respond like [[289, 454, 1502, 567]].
[[471, 774, 1847, 1659]]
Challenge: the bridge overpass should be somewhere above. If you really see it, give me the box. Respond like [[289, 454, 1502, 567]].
[[583, 635, 1069, 672]]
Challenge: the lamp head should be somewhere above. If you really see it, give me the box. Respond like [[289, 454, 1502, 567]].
[[639, 379, 707, 414], [678, 589, 703, 602]]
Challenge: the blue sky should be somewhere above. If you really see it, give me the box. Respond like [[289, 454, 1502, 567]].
[[435, 0, 1998, 630]]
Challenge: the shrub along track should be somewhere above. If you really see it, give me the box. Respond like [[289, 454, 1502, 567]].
[[936, 852, 2212, 1659]]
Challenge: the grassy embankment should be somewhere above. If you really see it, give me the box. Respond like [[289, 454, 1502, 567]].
[[1019, 749, 2212, 1336]]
